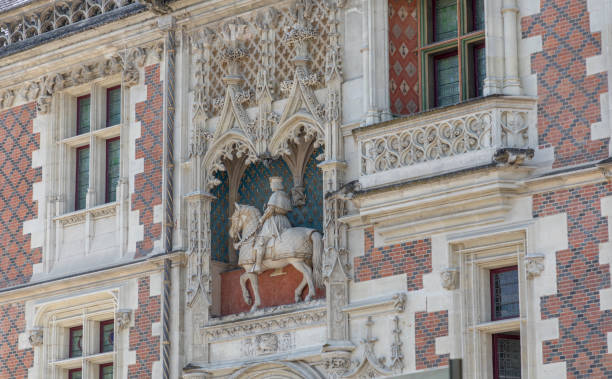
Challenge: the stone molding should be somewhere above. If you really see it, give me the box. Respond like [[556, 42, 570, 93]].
[[53, 202, 118, 227]]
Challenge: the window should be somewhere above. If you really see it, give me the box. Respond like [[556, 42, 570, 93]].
[[75, 146, 90, 211], [106, 86, 121, 127], [99, 363, 113, 379], [69, 326, 83, 358], [105, 137, 120, 203], [77, 95, 91, 135], [493, 333, 521, 379], [68, 368, 82, 379], [420, 0, 485, 108], [99, 320, 114, 353], [490, 266, 519, 321]]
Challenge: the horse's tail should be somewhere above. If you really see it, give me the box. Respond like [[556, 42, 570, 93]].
[[311, 231, 323, 288]]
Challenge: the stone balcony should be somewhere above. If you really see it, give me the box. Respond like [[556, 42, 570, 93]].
[[354, 96, 537, 188]]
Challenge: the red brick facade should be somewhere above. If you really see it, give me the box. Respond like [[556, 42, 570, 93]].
[[128, 276, 161, 378], [522, 0, 609, 167], [0, 301, 32, 378], [533, 184, 612, 377], [0, 103, 40, 289], [415, 310, 449, 370], [133, 64, 164, 258]]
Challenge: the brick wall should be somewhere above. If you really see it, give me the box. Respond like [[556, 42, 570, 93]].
[[354, 227, 431, 288], [0, 103, 40, 289], [415, 310, 449, 370], [128, 276, 161, 378], [133, 64, 163, 258], [0, 302, 32, 378], [522, 0, 609, 167], [388, 0, 420, 115], [533, 183, 612, 377]]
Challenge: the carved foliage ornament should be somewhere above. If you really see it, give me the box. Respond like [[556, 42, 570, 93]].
[[28, 327, 44, 347], [115, 309, 132, 329]]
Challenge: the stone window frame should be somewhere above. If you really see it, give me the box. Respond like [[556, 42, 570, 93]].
[[449, 229, 532, 379], [29, 290, 129, 379]]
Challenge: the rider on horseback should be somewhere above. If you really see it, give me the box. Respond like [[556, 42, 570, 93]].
[[252, 177, 292, 272]]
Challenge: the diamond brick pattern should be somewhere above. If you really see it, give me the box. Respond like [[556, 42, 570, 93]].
[[354, 227, 431, 289], [415, 310, 449, 370], [128, 276, 161, 378], [533, 183, 612, 377], [132, 65, 163, 258], [522, 0, 608, 167], [389, 0, 419, 115], [0, 102, 41, 289], [0, 302, 32, 378]]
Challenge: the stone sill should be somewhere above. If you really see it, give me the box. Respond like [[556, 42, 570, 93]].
[[51, 351, 114, 368], [54, 202, 118, 227], [470, 317, 521, 333]]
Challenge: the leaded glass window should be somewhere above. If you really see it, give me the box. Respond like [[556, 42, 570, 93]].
[[77, 95, 91, 135], [473, 43, 486, 97], [105, 138, 120, 203], [493, 334, 521, 379], [100, 320, 114, 353], [100, 363, 113, 379], [434, 52, 459, 107], [491, 266, 519, 320], [69, 326, 83, 358], [433, 0, 457, 42], [75, 146, 89, 211], [106, 86, 121, 127], [68, 368, 82, 379]]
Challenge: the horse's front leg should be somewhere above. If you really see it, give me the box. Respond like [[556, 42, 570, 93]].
[[292, 261, 315, 302], [239, 270, 252, 306], [247, 272, 261, 312]]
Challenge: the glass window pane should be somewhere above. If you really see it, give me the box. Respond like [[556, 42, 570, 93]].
[[100, 321, 114, 353], [101, 365, 113, 379], [492, 267, 519, 320], [77, 96, 90, 135], [474, 44, 486, 97], [107, 87, 121, 127], [434, 53, 459, 107], [495, 335, 521, 379], [69, 369, 82, 379], [75, 147, 89, 211], [434, 0, 457, 42], [105, 139, 120, 203], [69, 327, 83, 358]]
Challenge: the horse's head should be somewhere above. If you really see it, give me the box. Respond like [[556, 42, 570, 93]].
[[229, 203, 244, 240], [229, 203, 261, 241]]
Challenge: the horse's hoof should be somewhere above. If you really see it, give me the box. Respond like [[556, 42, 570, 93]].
[[294, 295, 301, 303], [244, 296, 252, 305], [250, 304, 259, 312], [304, 294, 313, 302]]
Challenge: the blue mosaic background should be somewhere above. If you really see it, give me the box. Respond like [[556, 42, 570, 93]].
[[210, 149, 323, 262]]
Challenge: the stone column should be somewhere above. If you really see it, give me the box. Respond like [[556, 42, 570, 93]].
[[502, 0, 521, 95]]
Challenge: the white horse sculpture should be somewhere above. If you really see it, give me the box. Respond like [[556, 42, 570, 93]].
[[229, 203, 323, 312]]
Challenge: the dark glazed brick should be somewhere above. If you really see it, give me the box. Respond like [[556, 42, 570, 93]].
[[132, 64, 163, 258], [533, 183, 612, 377], [128, 276, 161, 378], [354, 227, 431, 290], [0, 302, 33, 378], [522, 0, 608, 167], [0, 103, 40, 289]]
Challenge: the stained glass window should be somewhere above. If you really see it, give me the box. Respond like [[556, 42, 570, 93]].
[[100, 363, 113, 379], [105, 138, 120, 203], [100, 320, 114, 353], [434, 53, 459, 107], [106, 86, 121, 127], [433, 0, 457, 42], [68, 368, 82, 379], [472, 0, 485, 31], [77, 95, 91, 135], [69, 326, 83, 358], [75, 146, 89, 211], [491, 266, 519, 320], [493, 334, 521, 379], [474, 43, 486, 97]]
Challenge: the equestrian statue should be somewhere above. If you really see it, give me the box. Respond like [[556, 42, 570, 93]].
[[229, 177, 323, 312]]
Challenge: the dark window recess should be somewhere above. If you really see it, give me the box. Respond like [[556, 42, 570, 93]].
[[68, 368, 82, 379], [75, 146, 89, 211], [473, 43, 486, 97], [100, 320, 114, 353], [69, 326, 83, 358], [491, 266, 519, 320], [433, 0, 458, 42], [105, 138, 121, 203], [434, 52, 460, 107], [493, 334, 521, 379], [77, 95, 91, 135], [106, 86, 121, 127], [100, 363, 113, 379], [471, 0, 485, 32]]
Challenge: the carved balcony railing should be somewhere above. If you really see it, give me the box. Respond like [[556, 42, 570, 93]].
[[0, 0, 138, 49], [355, 96, 537, 187]]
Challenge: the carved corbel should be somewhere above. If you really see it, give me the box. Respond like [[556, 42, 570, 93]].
[[115, 309, 132, 329], [28, 327, 44, 347], [525, 254, 545, 279], [440, 267, 459, 290], [0, 89, 15, 109]]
